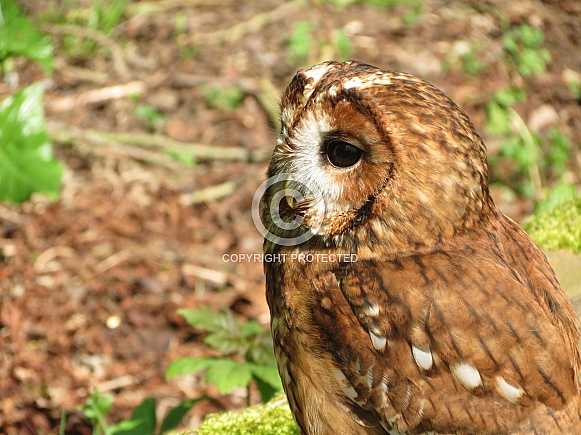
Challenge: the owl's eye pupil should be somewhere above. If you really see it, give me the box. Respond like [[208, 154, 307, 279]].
[[326, 140, 363, 168]]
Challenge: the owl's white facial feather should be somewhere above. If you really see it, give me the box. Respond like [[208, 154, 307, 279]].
[[279, 109, 355, 220]]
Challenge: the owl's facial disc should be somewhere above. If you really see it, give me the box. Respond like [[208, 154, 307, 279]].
[[265, 60, 492, 252], [270, 101, 394, 238]]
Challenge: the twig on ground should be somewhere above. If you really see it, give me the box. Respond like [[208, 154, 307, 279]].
[[53, 58, 110, 85], [97, 375, 138, 393], [46, 81, 146, 112], [181, 263, 229, 287], [173, 74, 281, 130], [0, 206, 23, 224], [126, 0, 233, 14], [48, 124, 265, 164], [181, 1, 301, 46], [43, 24, 130, 79], [34, 246, 77, 273], [97, 249, 133, 272], [179, 181, 237, 206]]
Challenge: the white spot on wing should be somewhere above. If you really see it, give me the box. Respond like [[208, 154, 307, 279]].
[[381, 374, 389, 393], [332, 368, 358, 400], [364, 303, 380, 317], [496, 377, 524, 403], [366, 368, 374, 388], [451, 362, 482, 390], [412, 346, 433, 371], [369, 331, 387, 351], [353, 357, 360, 374], [320, 297, 332, 310]]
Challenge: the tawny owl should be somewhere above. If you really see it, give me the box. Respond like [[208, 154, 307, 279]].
[[260, 60, 581, 434]]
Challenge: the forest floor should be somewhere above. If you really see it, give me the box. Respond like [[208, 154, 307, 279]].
[[0, 0, 580, 433]]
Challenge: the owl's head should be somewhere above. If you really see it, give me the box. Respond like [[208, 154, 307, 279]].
[[261, 61, 492, 255]]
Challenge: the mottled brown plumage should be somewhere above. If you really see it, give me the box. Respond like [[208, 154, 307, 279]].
[[261, 61, 581, 434]]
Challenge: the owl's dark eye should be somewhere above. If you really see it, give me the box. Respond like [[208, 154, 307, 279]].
[[326, 140, 363, 168]]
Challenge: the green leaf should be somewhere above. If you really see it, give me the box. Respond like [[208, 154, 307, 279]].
[[159, 397, 206, 434], [202, 86, 244, 110], [0, 82, 63, 203], [503, 33, 519, 55], [0, 0, 54, 72], [333, 28, 353, 61], [536, 182, 579, 214], [108, 397, 156, 435], [485, 101, 510, 135], [178, 306, 232, 333], [205, 359, 254, 394], [249, 364, 283, 391], [546, 128, 571, 171], [59, 408, 67, 435], [165, 357, 214, 380], [494, 87, 526, 107], [518, 25, 544, 48], [240, 321, 267, 338], [518, 48, 549, 77], [80, 389, 113, 431], [254, 377, 280, 403], [288, 21, 315, 65], [167, 358, 255, 395], [82, 389, 113, 420]]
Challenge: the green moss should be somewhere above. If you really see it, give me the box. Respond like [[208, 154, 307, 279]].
[[192, 394, 299, 435], [523, 197, 581, 253]]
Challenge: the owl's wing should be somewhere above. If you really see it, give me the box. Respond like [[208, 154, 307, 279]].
[[331, 226, 580, 431]]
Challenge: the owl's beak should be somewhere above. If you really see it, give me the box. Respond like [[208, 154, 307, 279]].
[[286, 193, 296, 209], [284, 180, 298, 209]]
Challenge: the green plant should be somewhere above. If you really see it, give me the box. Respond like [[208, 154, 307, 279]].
[[202, 86, 245, 110], [80, 389, 203, 435], [460, 51, 486, 75], [196, 393, 299, 435], [287, 20, 315, 66], [524, 195, 581, 253], [60, 0, 128, 58], [0, 82, 63, 203], [89, 0, 128, 35], [321, 0, 423, 24], [401, 1, 422, 26], [174, 10, 188, 35], [166, 306, 282, 404], [459, 40, 487, 75], [0, 0, 54, 73], [543, 128, 571, 176], [486, 88, 574, 204], [286, 21, 355, 67], [332, 28, 353, 61], [135, 104, 168, 132], [486, 87, 535, 199], [503, 24, 551, 77], [444, 40, 487, 76]]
